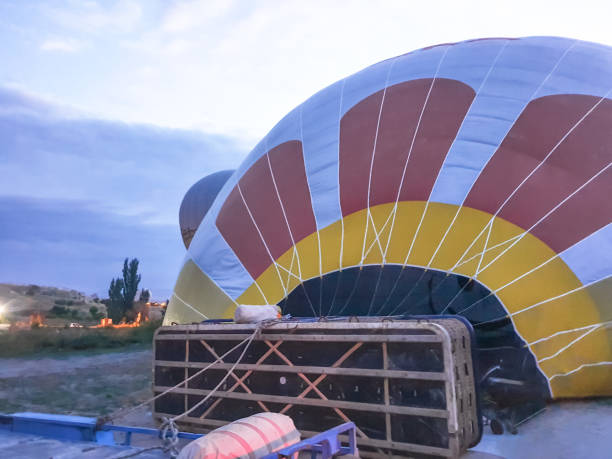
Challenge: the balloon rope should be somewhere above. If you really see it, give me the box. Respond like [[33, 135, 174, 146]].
[[413, 43, 509, 270], [296, 105, 324, 317], [300, 282, 318, 318], [386, 269, 428, 316], [473, 162, 610, 277], [329, 78, 347, 318], [336, 78, 347, 272], [335, 268, 362, 316], [397, 42, 579, 302], [399, 273, 448, 314], [439, 279, 473, 314], [171, 324, 260, 423], [473, 275, 610, 328], [513, 275, 610, 317], [550, 362, 612, 381], [442, 164, 608, 318], [392, 57, 450, 269], [424, 94, 612, 317], [535, 320, 609, 348], [433, 41, 577, 272], [448, 86, 611, 275], [372, 266, 406, 315], [452, 234, 521, 271], [401, 201, 430, 265], [266, 154, 305, 285], [109, 325, 261, 423], [473, 219, 494, 278], [460, 256, 568, 318], [171, 292, 209, 319], [366, 266, 385, 315], [318, 274, 324, 316], [276, 257, 301, 284], [453, 172, 611, 318], [378, 267, 450, 317], [360, 62, 394, 267], [316, 231, 323, 316], [537, 322, 609, 364], [382, 48, 448, 262], [236, 183, 281, 303], [327, 268, 344, 316], [360, 209, 395, 264]]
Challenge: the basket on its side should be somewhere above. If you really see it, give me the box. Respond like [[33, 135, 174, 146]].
[[153, 317, 481, 458]]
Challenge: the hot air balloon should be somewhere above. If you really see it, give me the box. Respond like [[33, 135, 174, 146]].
[[165, 36, 612, 400], [179, 170, 234, 248]]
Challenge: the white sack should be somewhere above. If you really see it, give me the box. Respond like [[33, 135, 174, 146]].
[[234, 304, 280, 323]]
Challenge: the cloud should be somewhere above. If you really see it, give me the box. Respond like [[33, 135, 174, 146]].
[[45, 0, 143, 34], [0, 85, 244, 225], [3, 0, 612, 141], [0, 85, 65, 117], [161, 0, 235, 33], [0, 196, 180, 300], [162, 38, 193, 55], [40, 38, 83, 52], [0, 85, 246, 296]]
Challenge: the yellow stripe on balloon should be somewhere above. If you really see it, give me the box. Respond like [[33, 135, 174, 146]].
[[233, 201, 611, 398]]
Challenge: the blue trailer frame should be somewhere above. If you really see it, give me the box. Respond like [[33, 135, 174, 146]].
[[0, 412, 201, 446], [262, 422, 357, 458], [0, 412, 358, 458]]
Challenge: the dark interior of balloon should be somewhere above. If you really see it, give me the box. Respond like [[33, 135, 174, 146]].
[[279, 265, 551, 412]]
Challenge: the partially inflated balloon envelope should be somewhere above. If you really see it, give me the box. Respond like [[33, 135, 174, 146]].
[[179, 170, 235, 248], [166, 37, 612, 399]]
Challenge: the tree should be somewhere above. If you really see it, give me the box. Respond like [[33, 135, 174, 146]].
[[138, 288, 151, 303], [106, 258, 142, 323], [122, 258, 141, 312], [89, 306, 104, 321], [107, 277, 124, 323]]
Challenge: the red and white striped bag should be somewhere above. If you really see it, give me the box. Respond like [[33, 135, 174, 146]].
[[177, 413, 300, 459]]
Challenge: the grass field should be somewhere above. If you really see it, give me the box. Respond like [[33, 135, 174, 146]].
[[0, 322, 160, 416], [0, 285, 162, 418], [0, 320, 161, 358]]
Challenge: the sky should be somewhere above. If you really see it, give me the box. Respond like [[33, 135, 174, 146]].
[[1, 0, 611, 299]]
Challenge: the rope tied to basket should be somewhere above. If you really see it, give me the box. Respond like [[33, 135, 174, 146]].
[[160, 416, 180, 458], [99, 319, 279, 456]]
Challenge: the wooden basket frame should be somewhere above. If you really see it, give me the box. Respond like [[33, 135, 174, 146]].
[[153, 318, 481, 458]]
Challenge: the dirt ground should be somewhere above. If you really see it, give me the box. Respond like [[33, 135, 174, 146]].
[[0, 348, 154, 416], [0, 347, 193, 452], [2, 348, 611, 457], [467, 399, 612, 458]]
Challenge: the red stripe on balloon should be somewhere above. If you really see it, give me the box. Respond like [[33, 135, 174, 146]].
[[217, 141, 316, 279], [368, 80, 430, 207], [340, 79, 475, 215], [396, 79, 475, 202], [268, 140, 317, 244], [239, 155, 293, 260], [466, 95, 597, 214], [531, 166, 611, 253], [339, 90, 384, 216], [465, 95, 612, 252], [216, 187, 271, 279]]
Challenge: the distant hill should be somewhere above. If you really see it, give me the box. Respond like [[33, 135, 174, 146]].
[[0, 283, 104, 325]]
